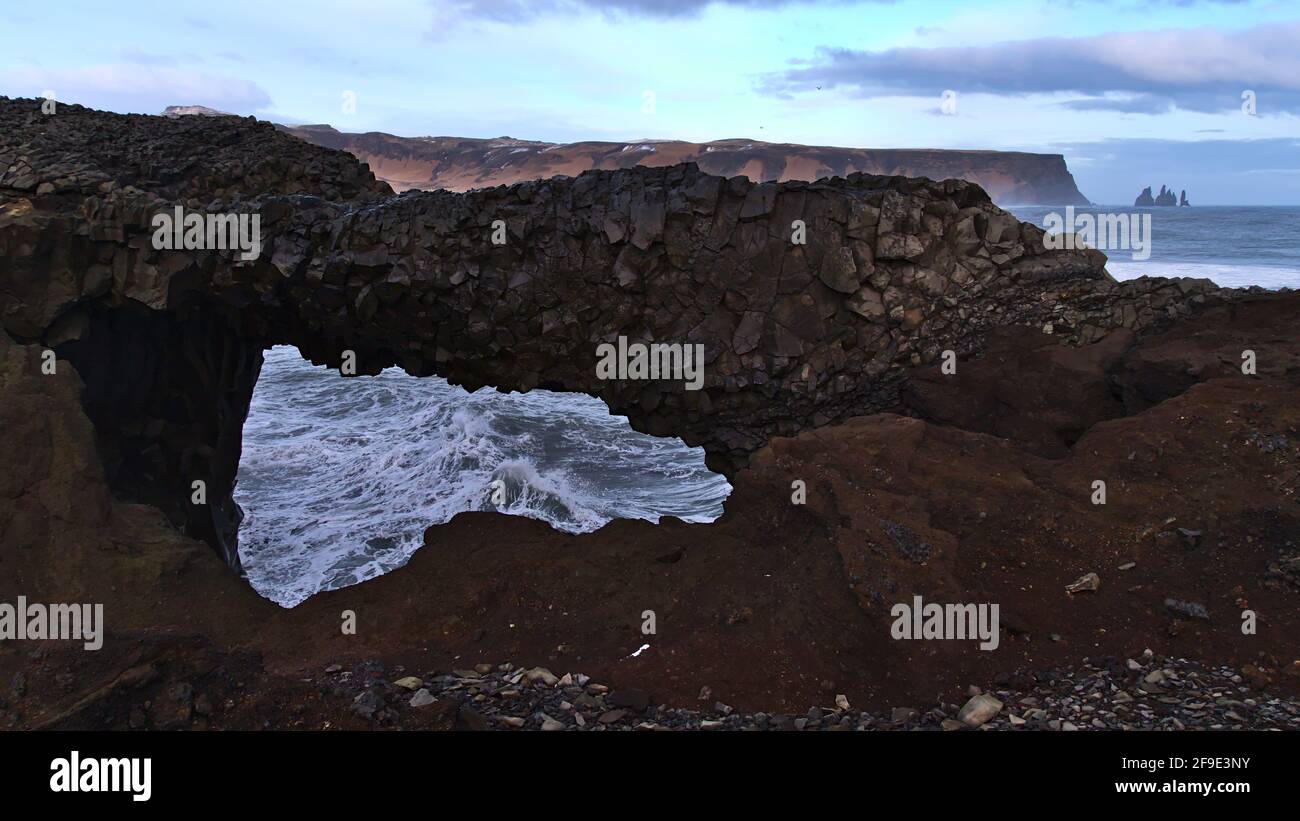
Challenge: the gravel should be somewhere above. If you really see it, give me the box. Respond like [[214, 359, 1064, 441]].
[[322, 651, 1300, 731]]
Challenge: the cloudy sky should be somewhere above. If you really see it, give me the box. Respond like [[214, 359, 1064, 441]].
[[3, 0, 1297, 203]]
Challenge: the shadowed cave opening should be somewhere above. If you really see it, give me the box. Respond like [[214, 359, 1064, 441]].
[[235, 346, 732, 607]]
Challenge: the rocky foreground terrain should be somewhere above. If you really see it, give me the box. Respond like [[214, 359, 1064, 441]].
[[8, 643, 1297, 731], [1, 98, 1297, 730]]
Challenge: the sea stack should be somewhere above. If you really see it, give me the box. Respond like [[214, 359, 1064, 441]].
[[1135, 184, 1187, 206]]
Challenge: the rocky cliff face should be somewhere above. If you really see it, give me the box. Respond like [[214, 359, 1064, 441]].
[[1, 98, 392, 569], [278, 125, 1091, 205], [4, 97, 1296, 722]]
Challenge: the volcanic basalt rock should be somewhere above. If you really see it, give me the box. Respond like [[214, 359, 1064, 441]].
[[0, 97, 1252, 573], [3, 99, 1299, 721]]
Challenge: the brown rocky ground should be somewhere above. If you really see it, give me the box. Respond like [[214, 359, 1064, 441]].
[[3, 293, 1297, 729]]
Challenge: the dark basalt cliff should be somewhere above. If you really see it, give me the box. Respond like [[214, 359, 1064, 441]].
[[3, 98, 1297, 724], [278, 124, 1091, 205]]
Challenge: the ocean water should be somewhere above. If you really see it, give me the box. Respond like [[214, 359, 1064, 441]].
[[239, 205, 1294, 607], [1007, 205, 1300, 289], [236, 346, 731, 607]]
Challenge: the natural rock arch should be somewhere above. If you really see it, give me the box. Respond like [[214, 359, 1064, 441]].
[[0, 99, 1234, 572]]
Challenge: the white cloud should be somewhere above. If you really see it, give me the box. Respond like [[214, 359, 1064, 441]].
[[1, 64, 272, 114]]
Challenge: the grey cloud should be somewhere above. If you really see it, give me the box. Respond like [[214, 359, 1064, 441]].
[[1059, 95, 1175, 114], [434, 0, 1244, 19], [429, 0, 870, 22], [760, 22, 1300, 114]]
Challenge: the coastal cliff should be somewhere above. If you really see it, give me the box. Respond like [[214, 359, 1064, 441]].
[[279, 124, 1092, 206], [2, 97, 1297, 728]]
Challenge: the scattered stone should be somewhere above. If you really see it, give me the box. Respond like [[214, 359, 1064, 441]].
[[1153, 517, 1178, 534], [1066, 572, 1101, 594], [352, 690, 385, 719], [524, 667, 559, 686], [297, 649, 1300, 732], [393, 676, 423, 690], [957, 694, 1003, 727]]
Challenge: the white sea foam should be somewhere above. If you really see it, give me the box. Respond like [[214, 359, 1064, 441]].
[[235, 347, 730, 607], [1009, 205, 1300, 291], [1105, 261, 1300, 289]]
